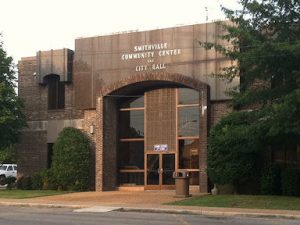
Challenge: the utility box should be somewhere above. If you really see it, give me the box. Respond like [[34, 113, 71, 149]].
[[173, 171, 191, 198]]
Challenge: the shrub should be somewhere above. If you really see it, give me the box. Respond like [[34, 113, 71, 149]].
[[260, 164, 281, 195], [41, 169, 58, 190], [5, 177, 16, 190], [51, 127, 90, 191], [17, 176, 32, 190], [281, 167, 300, 196], [208, 111, 263, 188], [0, 176, 16, 189], [31, 172, 43, 190]]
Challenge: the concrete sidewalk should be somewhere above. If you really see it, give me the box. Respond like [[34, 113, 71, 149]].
[[0, 190, 300, 220]]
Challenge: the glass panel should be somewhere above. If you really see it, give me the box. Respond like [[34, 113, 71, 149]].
[[13, 166, 17, 170], [119, 141, 144, 170], [0, 166, 7, 170], [179, 139, 199, 169], [178, 88, 199, 105], [178, 107, 199, 137], [189, 171, 199, 185], [162, 154, 175, 185], [7, 166, 13, 171], [120, 96, 144, 108], [147, 154, 159, 185], [119, 172, 144, 185], [119, 110, 144, 138]]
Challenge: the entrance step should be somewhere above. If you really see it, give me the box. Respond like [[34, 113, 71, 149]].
[[116, 186, 144, 191]]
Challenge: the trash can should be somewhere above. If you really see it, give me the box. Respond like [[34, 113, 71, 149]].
[[173, 170, 191, 198]]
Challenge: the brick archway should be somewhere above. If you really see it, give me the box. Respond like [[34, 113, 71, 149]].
[[95, 72, 209, 193], [99, 72, 208, 97]]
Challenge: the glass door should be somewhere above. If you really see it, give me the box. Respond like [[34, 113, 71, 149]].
[[145, 154, 175, 190]]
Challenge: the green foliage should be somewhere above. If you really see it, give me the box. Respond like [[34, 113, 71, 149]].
[[206, 0, 300, 190], [260, 164, 281, 195], [208, 111, 263, 187], [0, 145, 16, 164], [31, 172, 43, 190], [0, 34, 26, 150], [16, 176, 32, 190], [4, 177, 16, 190], [281, 167, 300, 196], [29, 169, 58, 190], [40, 169, 58, 190], [0, 175, 16, 186], [51, 127, 90, 191]]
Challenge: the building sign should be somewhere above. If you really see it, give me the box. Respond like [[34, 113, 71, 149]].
[[121, 42, 181, 72], [154, 144, 168, 151]]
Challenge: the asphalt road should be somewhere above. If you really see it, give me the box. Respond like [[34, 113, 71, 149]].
[[0, 206, 299, 225]]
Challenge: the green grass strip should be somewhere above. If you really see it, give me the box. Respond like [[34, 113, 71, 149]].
[[168, 195, 300, 210]]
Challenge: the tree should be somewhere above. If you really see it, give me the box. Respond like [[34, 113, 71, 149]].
[[205, 0, 300, 188], [51, 127, 90, 191], [0, 34, 26, 152]]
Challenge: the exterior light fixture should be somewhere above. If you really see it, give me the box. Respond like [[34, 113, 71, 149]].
[[89, 124, 95, 134]]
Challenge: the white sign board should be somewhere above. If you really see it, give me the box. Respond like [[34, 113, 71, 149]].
[[154, 144, 168, 151]]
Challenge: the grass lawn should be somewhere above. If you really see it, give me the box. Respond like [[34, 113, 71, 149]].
[[0, 190, 70, 199], [169, 195, 300, 210]]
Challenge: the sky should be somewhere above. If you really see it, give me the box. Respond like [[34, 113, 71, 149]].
[[0, 0, 240, 64]]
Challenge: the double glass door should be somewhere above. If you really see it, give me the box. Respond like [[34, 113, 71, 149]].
[[146, 153, 175, 190]]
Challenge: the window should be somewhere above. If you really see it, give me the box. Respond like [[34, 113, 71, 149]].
[[179, 139, 199, 169], [178, 88, 199, 105], [47, 143, 54, 168], [177, 88, 200, 185], [44, 75, 65, 110], [118, 141, 144, 170], [118, 95, 145, 186], [178, 107, 199, 137], [119, 110, 144, 138], [7, 166, 13, 171], [119, 96, 144, 108], [0, 166, 7, 170]]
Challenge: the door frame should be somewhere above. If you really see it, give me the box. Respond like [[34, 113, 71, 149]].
[[144, 152, 176, 190]]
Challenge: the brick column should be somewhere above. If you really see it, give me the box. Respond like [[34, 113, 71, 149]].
[[95, 96, 104, 191], [199, 85, 209, 193]]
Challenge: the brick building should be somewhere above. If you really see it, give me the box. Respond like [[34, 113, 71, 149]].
[[17, 22, 238, 192]]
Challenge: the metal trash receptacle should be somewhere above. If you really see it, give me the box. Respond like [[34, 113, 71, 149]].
[[173, 171, 191, 198]]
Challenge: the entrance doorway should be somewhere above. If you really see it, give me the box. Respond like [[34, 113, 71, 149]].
[[117, 87, 201, 189], [145, 153, 175, 190]]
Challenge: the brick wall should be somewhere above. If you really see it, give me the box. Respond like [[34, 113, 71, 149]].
[[102, 98, 118, 190], [210, 100, 232, 126], [17, 57, 84, 177], [82, 109, 97, 190], [16, 131, 47, 177]]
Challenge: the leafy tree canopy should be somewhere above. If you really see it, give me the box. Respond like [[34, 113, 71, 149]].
[[0, 34, 26, 150], [205, 0, 300, 187]]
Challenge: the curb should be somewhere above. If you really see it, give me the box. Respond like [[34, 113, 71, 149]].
[[1, 201, 300, 220], [0, 201, 83, 209], [119, 207, 300, 220]]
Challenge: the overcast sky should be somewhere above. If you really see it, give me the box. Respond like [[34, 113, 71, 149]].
[[0, 0, 240, 63]]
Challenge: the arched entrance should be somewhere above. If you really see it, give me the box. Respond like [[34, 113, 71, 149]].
[[95, 73, 209, 193]]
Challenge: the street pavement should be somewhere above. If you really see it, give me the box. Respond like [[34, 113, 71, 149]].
[[1, 190, 300, 221], [0, 206, 300, 225]]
